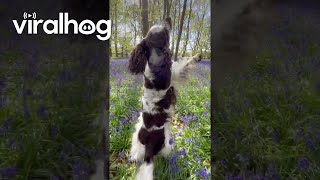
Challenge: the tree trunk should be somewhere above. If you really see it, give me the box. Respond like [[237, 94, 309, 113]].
[[182, 0, 192, 57], [194, 7, 206, 54], [157, 0, 161, 21], [114, 2, 118, 57], [171, 0, 177, 55], [174, 0, 188, 61], [163, 0, 167, 20], [109, 43, 112, 57], [167, 0, 172, 18], [141, 0, 149, 37]]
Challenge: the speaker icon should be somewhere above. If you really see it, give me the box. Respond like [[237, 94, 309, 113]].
[[23, 12, 36, 19]]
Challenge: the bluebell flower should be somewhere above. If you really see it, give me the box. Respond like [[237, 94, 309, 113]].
[[293, 129, 302, 141], [132, 113, 138, 121], [118, 151, 125, 158], [305, 139, 316, 151], [170, 155, 178, 167], [72, 160, 90, 178], [115, 126, 122, 134], [316, 132, 320, 142], [195, 168, 210, 179], [180, 148, 186, 157], [59, 70, 73, 82], [236, 154, 249, 163], [50, 175, 60, 180], [171, 166, 181, 174], [243, 97, 251, 109], [297, 158, 310, 172], [272, 130, 280, 143], [24, 89, 33, 96], [120, 118, 128, 125], [0, 80, 5, 91], [181, 116, 193, 124], [226, 175, 242, 180], [0, 167, 16, 179], [249, 174, 267, 180], [7, 138, 17, 150], [169, 138, 173, 145], [37, 105, 48, 118], [50, 127, 59, 138], [109, 114, 115, 119], [3, 118, 12, 130]]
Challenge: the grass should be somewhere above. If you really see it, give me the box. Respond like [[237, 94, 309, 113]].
[[109, 59, 211, 179], [0, 38, 107, 179], [213, 26, 320, 179]]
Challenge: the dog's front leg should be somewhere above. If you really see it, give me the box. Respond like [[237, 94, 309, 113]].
[[171, 54, 202, 88]]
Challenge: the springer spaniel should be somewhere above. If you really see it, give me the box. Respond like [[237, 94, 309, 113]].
[[128, 17, 202, 180]]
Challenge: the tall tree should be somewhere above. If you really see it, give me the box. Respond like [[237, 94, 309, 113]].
[[141, 0, 149, 37], [166, 0, 172, 18], [114, 2, 118, 57], [182, 0, 193, 56], [192, 3, 207, 54], [171, 0, 177, 55], [163, 0, 168, 20], [174, 0, 188, 61]]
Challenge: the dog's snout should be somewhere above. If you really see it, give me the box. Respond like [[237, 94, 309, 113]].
[[162, 17, 172, 31]]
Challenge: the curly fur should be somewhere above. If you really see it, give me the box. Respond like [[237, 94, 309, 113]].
[[128, 40, 148, 74], [128, 17, 202, 180]]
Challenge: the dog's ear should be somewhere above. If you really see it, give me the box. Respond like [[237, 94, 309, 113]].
[[128, 40, 148, 74], [162, 17, 172, 31]]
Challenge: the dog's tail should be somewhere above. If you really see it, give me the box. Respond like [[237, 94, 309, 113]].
[[135, 143, 155, 180]]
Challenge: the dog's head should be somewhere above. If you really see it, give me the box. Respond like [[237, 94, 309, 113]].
[[128, 17, 172, 74]]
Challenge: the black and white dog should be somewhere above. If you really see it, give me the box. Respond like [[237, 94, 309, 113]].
[[128, 17, 202, 180]]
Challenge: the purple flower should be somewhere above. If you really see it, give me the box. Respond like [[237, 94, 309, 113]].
[[169, 138, 173, 145], [293, 129, 302, 141], [226, 175, 242, 180], [305, 139, 316, 151], [120, 118, 128, 125], [170, 155, 178, 166], [59, 70, 74, 82], [171, 166, 181, 174], [1, 167, 16, 179], [180, 148, 186, 157], [7, 138, 17, 150], [249, 174, 267, 180], [195, 168, 210, 179], [181, 116, 194, 124], [72, 160, 91, 179], [115, 126, 122, 134], [0, 80, 5, 91], [50, 175, 60, 180], [297, 158, 310, 171], [109, 114, 115, 119], [118, 151, 125, 158], [243, 97, 251, 109], [37, 105, 48, 118], [132, 113, 138, 121], [3, 118, 12, 130], [50, 127, 59, 138], [23, 89, 33, 96]]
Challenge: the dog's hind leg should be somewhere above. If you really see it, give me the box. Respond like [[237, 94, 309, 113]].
[[159, 122, 173, 158], [129, 114, 145, 162]]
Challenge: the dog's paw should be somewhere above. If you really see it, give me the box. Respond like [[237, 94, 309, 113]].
[[193, 53, 202, 62], [187, 54, 202, 65], [129, 153, 142, 163]]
